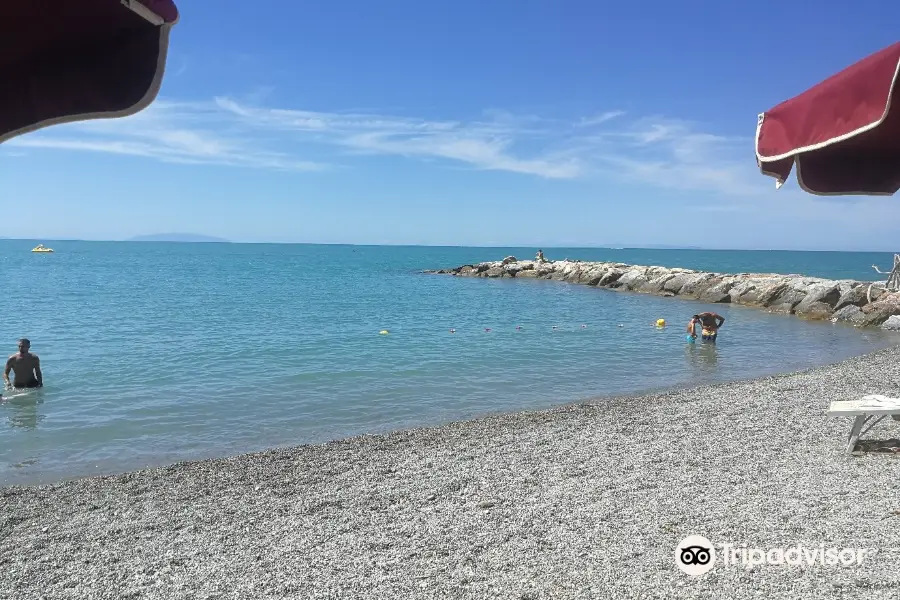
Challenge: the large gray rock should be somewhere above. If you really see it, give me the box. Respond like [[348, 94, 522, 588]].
[[859, 293, 900, 327], [882, 315, 900, 330], [726, 279, 754, 300], [730, 283, 760, 305], [759, 283, 807, 313], [835, 280, 859, 296], [501, 256, 517, 265], [661, 273, 698, 294], [485, 267, 504, 278], [703, 291, 732, 303], [795, 302, 835, 320], [760, 283, 806, 313], [574, 267, 605, 286], [795, 283, 840, 309], [832, 305, 866, 325], [597, 269, 624, 287], [505, 260, 536, 276], [678, 274, 720, 298], [834, 284, 883, 310], [616, 270, 649, 290], [589, 268, 611, 286], [793, 284, 841, 318], [548, 270, 568, 281], [699, 279, 734, 303], [644, 266, 673, 280], [733, 278, 790, 306], [637, 274, 676, 294]]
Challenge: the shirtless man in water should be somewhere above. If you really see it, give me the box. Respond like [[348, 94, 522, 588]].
[[3, 339, 43, 389], [687, 312, 725, 341]]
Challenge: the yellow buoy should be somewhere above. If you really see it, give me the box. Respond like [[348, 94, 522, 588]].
[[379, 330, 389, 335], [656, 319, 666, 327]]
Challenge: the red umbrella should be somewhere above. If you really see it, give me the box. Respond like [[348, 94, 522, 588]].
[[755, 41, 900, 196], [0, 0, 179, 144]]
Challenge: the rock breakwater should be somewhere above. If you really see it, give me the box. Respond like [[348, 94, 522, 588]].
[[426, 257, 900, 330]]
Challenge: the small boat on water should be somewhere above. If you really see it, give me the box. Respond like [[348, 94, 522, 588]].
[[31, 244, 53, 253]]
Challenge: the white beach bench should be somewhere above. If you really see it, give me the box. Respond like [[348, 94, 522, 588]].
[[827, 395, 900, 453]]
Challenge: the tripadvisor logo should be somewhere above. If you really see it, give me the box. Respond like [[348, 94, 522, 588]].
[[675, 535, 877, 575], [676, 535, 716, 576]]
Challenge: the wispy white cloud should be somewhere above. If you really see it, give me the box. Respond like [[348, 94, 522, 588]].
[[343, 130, 582, 179], [578, 111, 626, 127], [565, 115, 760, 195], [6, 96, 769, 194], [7, 101, 326, 172], [215, 98, 581, 178], [215, 98, 749, 183], [12, 136, 322, 171]]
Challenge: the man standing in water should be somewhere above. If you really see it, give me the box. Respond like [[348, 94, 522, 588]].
[[3, 339, 43, 389], [687, 312, 725, 342]]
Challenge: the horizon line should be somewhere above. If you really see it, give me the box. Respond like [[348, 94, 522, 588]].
[[0, 237, 897, 254]]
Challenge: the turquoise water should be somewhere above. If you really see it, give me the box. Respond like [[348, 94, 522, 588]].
[[2, 240, 899, 486]]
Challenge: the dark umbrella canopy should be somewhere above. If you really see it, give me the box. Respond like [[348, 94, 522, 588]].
[[1, 0, 179, 144], [755, 41, 900, 196]]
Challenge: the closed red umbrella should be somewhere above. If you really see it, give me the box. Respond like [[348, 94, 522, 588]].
[[755, 41, 900, 196], [0, 0, 179, 144]]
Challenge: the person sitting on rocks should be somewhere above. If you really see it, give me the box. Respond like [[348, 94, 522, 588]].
[[688, 312, 724, 342], [535, 249, 545, 263]]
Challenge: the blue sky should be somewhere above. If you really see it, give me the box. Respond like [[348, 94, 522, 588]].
[[3, 0, 899, 250]]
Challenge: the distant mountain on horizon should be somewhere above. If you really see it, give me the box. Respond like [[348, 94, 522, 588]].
[[127, 233, 230, 243]]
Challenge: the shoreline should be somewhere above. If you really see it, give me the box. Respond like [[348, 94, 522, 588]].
[[5, 326, 894, 489], [3, 347, 900, 597], [426, 257, 900, 329]]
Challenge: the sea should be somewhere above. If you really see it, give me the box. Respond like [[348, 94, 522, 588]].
[[2, 240, 899, 486]]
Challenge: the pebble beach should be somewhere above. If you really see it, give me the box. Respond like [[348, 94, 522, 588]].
[[3, 345, 900, 599]]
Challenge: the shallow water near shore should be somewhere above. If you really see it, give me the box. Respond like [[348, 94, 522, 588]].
[[1, 240, 899, 486]]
